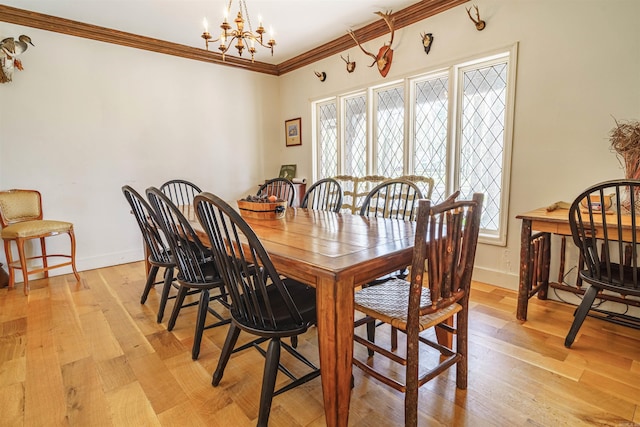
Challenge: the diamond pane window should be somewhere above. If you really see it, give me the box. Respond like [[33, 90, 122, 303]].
[[344, 95, 367, 176], [318, 103, 337, 178], [414, 76, 448, 203], [376, 87, 404, 177], [313, 48, 514, 245], [459, 62, 507, 231]]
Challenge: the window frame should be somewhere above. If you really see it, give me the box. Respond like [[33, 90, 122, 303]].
[[313, 44, 518, 246]]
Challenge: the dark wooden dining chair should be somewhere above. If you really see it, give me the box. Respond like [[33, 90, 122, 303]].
[[0, 189, 81, 295], [194, 192, 320, 427], [146, 187, 230, 360], [358, 179, 425, 348], [300, 177, 343, 213], [257, 177, 296, 207], [360, 178, 424, 221], [353, 193, 483, 427], [565, 179, 640, 348], [160, 179, 202, 207], [122, 185, 179, 322]]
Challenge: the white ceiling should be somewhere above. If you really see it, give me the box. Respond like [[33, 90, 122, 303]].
[[2, 0, 421, 64]]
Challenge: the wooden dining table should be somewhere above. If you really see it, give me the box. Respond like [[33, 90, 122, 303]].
[[182, 205, 416, 427]]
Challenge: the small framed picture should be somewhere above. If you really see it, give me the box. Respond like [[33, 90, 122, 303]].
[[279, 164, 297, 180], [285, 117, 302, 147]]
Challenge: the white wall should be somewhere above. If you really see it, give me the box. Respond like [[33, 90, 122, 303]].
[[0, 24, 280, 278], [271, 0, 640, 290]]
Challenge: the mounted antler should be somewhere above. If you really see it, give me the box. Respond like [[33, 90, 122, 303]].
[[340, 54, 356, 73], [348, 10, 395, 77], [314, 71, 327, 82], [466, 5, 486, 31]]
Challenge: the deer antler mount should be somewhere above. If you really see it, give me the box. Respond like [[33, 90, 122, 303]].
[[340, 54, 356, 73], [348, 10, 395, 77], [466, 5, 486, 31], [314, 71, 327, 82]]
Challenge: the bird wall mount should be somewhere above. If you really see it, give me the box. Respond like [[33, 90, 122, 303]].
[[0, 35, 35, 84]]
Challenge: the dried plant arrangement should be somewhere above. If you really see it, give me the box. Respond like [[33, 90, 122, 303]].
[[610, 118, 640, 180]]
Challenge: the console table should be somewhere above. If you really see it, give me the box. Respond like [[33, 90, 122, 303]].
[[516, 207, 640, 321]]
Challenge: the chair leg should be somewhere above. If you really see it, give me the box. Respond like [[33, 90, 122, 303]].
[[40, 237, 49, 278], [167, 285, 189, 330], [212, 323, 241, 386], [456, 311, 468, 390], [4, 240, 15, 289], [366, 318, 376, 357], [391, 327, 398, 351], [192, 289, 210, 360], [405, 324, 420, 427], [156, 267, 174, 323], [140, 265, 159, 305], [68, 229, 81, 283], [257, 338, 281, 427], [564, 285, 599, 348], [17, 238, 29, 295]]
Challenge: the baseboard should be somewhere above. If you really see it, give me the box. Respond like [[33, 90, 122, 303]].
[[473, 266, 519, 291], [1, 249, 143, 283]]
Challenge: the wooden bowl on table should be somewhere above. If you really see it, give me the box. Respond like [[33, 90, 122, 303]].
[[237, 199, 287, 220]]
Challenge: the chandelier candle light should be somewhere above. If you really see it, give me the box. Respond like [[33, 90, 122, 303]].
[[201, 0, 275, 62]]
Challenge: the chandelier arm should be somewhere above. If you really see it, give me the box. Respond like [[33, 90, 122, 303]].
[[200, 0, 274, 60]]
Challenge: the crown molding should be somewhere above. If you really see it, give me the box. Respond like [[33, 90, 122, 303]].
[[277, 0, 468, 74], [0, 4, 278, 75], [0, 0, 468, 76]]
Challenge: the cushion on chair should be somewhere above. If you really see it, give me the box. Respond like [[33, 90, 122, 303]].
[[355, 278, 462, 332], [1, 220, 73, 239], [0, 192, 41, 222]]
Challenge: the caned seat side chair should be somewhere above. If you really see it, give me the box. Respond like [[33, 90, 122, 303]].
[[353, 193, 484, 427]]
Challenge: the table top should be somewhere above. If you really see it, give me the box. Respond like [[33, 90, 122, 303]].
[[184, 206, 417, 288], [516, 207, 570, 223]]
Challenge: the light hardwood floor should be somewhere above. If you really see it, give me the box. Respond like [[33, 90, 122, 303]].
[[1, 262, 639, 426]]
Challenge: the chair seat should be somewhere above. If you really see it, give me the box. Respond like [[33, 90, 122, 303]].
[[236, 279, 316, 336], [1, 219, 73, 239], [355, 278, 462, 332]]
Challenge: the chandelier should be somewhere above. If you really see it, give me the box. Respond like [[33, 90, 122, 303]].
[[201, 0, 276, 62]]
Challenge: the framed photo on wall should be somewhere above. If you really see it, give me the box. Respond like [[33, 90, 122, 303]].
[[285, 117, 302, 147]]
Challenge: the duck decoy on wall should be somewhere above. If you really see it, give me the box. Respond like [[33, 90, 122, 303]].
[[1, 35, 35, 83]]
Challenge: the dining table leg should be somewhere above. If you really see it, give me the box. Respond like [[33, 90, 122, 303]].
[[316, 275, 354, 427]]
